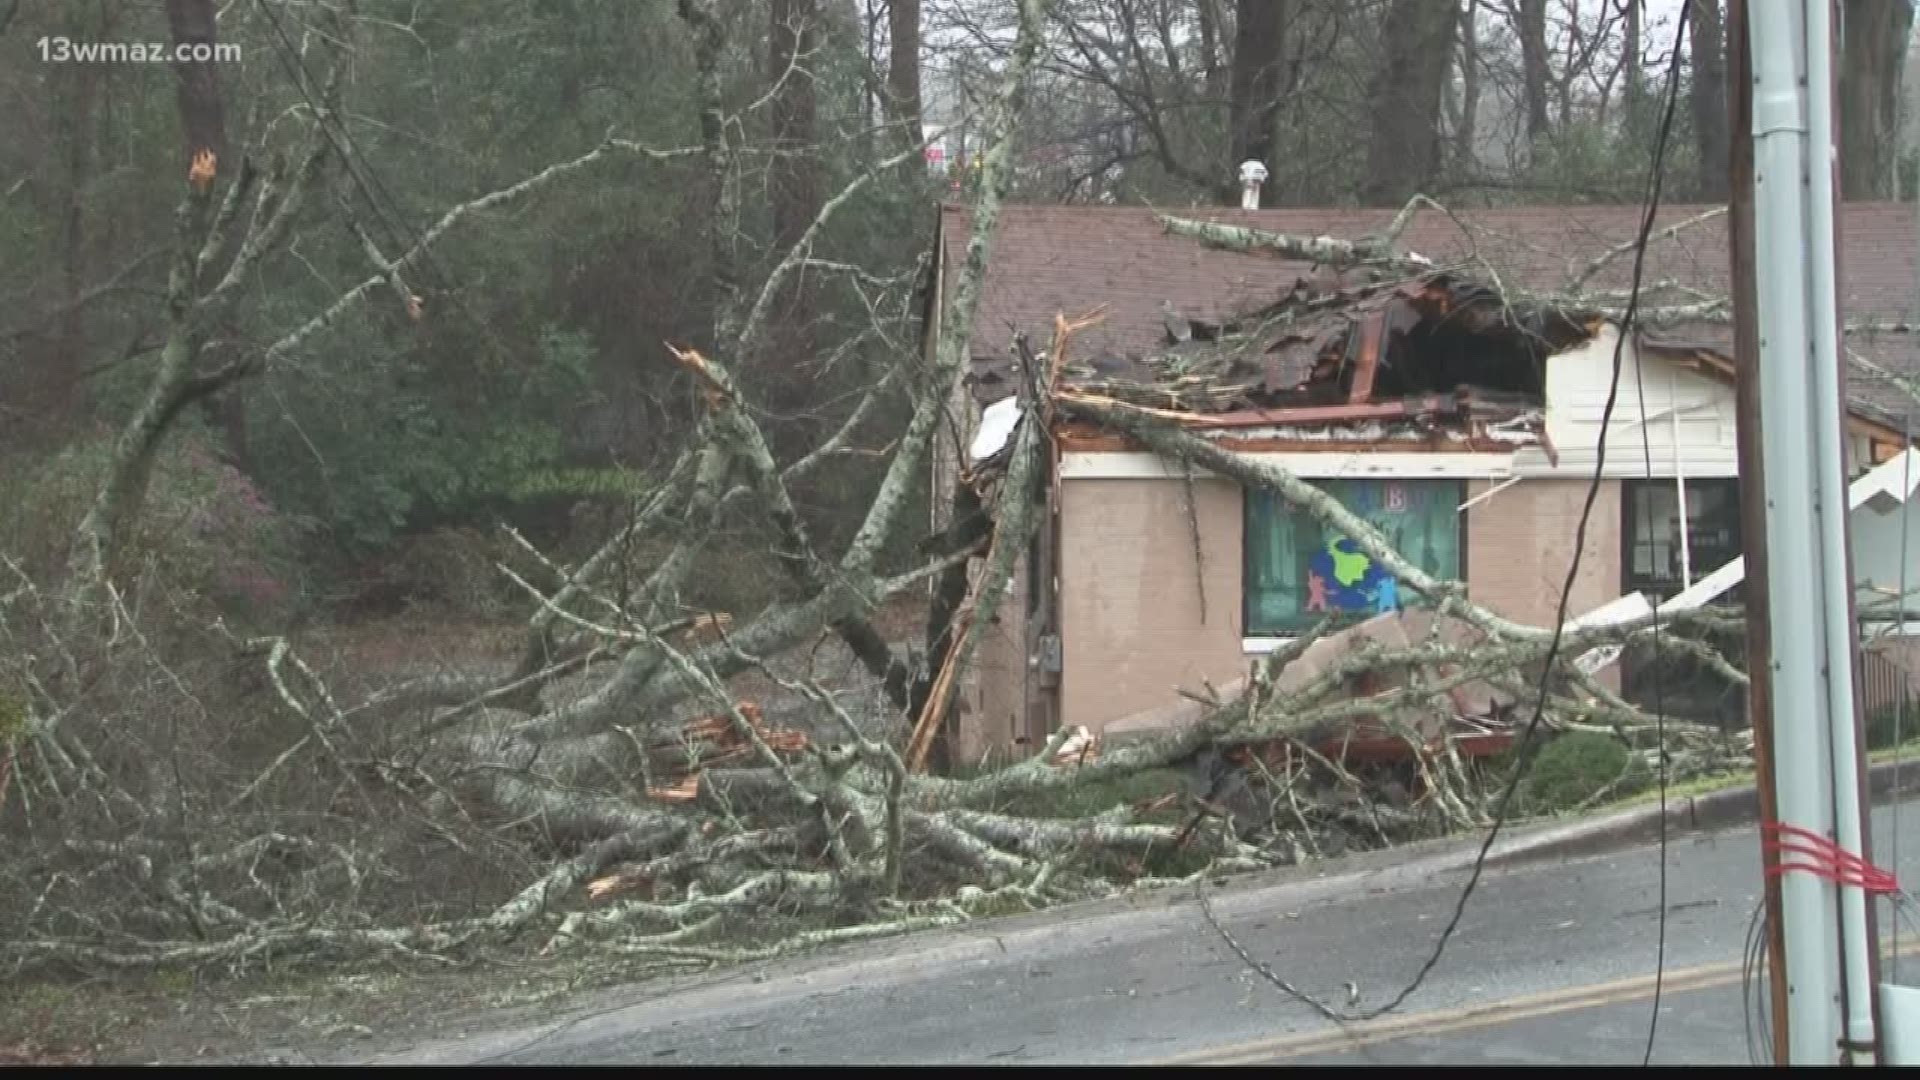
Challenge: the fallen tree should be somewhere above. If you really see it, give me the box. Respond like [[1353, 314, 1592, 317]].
[[2, 2, 1760, 977]]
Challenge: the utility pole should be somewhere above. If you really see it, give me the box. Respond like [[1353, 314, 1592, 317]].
[[1741, 0, 1882, 1063], [1725, 2, 1792, 1062]]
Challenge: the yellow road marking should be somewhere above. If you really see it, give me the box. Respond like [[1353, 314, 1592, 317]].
[[1157, 942, 1920, 1065]]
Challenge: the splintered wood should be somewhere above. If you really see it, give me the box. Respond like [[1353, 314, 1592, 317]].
[[1048, 724, 1099, 767], [906, 309, 1104, 774], [640, 702, 808, 803]]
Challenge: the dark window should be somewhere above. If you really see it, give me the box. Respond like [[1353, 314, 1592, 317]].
[[1244, 480, 1464, 635], [1621, 478, 1742, 599]]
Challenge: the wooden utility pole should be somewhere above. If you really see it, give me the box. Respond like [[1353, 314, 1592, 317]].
[[1725, 0, 1791, 1062]]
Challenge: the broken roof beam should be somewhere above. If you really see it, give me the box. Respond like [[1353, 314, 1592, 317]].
[[1052, 388, 1463, 428], [1348, 309, 1385, 404]]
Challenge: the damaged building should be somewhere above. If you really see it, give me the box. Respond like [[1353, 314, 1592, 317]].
[[922, 202, 1920, 763]]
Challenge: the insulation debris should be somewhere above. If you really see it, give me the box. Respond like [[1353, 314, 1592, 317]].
[[970, 396, 1022, 463]]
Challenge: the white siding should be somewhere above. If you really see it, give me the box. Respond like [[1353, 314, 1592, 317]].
[[1852, 494, 1920, 622], [1515, 325, 1740, 479]]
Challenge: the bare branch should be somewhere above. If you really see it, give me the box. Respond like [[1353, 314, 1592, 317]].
[[1563, 205, 1727, 295]]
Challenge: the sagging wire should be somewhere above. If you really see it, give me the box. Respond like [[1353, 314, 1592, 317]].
[[1747, 888, 1920, 1064], [1623, 2, 1701, 1050], [1743, 896, 1770, 1065], [1895, 410, 1912, 984], [1193, 0, 1694, 1035]]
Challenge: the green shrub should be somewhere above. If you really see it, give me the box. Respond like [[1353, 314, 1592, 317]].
[[0, 432, 309, 628], [1865, 701, 1919, 751], [0, 684, 26, 741], [368, 526, 527, 618], [1512, 730, 1645, 815]]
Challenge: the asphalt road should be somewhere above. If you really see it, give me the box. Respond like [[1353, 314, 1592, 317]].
[[359, 795, 1920, 1066]]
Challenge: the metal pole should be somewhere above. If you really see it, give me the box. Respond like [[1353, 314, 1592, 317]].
[[1804, 0, 1881, 1061], [1727, 1, 1794, 1060], [1750, 0, 1846, 1062]]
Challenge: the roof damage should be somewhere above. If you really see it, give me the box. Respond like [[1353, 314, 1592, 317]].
[[945, 203, 1920, 438], [970, 270, 1595, 453]]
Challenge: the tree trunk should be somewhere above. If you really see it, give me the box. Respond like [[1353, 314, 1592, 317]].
[[885, 0, 920, 136], [1515, 0, 1552, 147], [1228, 0, 1288, 202], [770, 0, 821, 254], [165, 0, 241, 465], [1196, 0, 1227, 101], [1363, 0, 1459, 207], [1689, 0, 1728, 203], [165, 0, 228, 169], [1622, 0, 1642, 107], [767, 0, 821, 417], [1840, 0, 1914, 199], [50, 45, 102, 432], [678, 1, 738, 343], [71, 0, 229, 586], [1453, 0, 1481, 176]]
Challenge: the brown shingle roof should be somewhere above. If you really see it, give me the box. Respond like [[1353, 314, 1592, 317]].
[[941, 202, 1920, 426]]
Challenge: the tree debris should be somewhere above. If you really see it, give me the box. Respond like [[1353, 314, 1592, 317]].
[[4, 48, 1765, 982]]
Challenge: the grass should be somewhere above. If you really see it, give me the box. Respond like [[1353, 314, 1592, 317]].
[[1595, 735, 1920, 813], [982, 766, 1191, 823]]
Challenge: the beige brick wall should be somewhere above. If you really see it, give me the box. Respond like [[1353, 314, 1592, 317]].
[[1465, 478, 1622, 629], [1058, 478, 1249, 733], [1028, 474, 1628, 744]]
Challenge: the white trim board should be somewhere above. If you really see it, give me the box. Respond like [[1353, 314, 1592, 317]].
[[1510, 446, 1741, 479], [1059, 450, 1516, 481], [1061, 446, 1751, 482]]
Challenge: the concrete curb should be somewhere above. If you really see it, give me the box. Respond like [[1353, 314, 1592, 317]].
[[1480, 756, 1920, 870]]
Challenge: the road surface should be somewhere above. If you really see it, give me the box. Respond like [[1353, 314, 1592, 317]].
[[360, 795, 1920, 1065]]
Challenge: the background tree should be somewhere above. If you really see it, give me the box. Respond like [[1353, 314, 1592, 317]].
[[0, 0, 1843, 1047], [1362, 0, 1459, 206], [1227, 0, 1286, 200], [1689, 0, 1728, 203], [1840, 0, 1916, 199], [888, 0, 923, 133], [1513, 0, 1553, 148]]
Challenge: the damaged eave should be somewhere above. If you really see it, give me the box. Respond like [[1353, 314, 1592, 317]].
[[1637, 337, 1917, 459], [1050, 384, 1550, 457]]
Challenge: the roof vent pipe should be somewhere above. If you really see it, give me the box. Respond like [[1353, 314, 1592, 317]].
[[1237, 159, 1268, 209]]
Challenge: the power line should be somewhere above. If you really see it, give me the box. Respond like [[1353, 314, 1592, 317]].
[[1197, 0, 1695, 1032], [1623, 0, 1698, 1058]]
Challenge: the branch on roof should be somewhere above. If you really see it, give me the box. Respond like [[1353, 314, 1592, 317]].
[[1562, 206, 1727, 295], [1846, 349, 1920, 413], [1156, 199, 1444, 274], [1620, 300, 1732, 327], [1509, 291, 1731, 330], [1054, 393, 1730, 649], [1847, 321, 1920, 336]]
